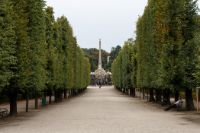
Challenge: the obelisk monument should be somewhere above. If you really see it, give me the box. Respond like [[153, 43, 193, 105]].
[[94, 39, 106, 81], [98, 39, 102, 69]]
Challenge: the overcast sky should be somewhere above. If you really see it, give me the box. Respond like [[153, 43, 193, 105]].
[[46, 0, 199, 52]]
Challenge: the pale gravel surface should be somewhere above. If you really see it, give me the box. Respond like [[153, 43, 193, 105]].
[[0, 86, 200, 133]]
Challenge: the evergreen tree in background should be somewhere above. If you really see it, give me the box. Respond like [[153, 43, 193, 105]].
[[83, 48, 109, 71]]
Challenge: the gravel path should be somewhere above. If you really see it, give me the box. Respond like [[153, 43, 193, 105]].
[[0, 86, 200, 133]]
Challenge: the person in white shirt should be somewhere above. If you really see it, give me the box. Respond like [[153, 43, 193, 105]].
[[165, 98, 183, 111]]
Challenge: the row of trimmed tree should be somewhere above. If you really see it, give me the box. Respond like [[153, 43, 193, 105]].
[[0, 0, 90, 115], [112, 0, 200, 110]]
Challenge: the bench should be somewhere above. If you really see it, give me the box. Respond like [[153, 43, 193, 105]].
[[0, 108, 8, 118]]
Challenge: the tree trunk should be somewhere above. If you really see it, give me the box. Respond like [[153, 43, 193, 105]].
[[35, 90, 38, 109], [9, 88, 18, 116], [142, 88, 145, 99], [55, 90, 62, 102], [43, 91, 47, 106], [133, 88, 136, 97], [149, 88, 155, 102], [185, 88, 195, 111], [74, 89, 76, 96], [60, 90, 63, 100], [130, 89, 132, 96], [68, 90, 70, 98], [174, 89, 179, 102], [132, 88, 136, 97], [66, 90, 69, 99], [55, 90, 59, 102], [26, 91, 29, 112], [76, 89, 78, 95], [146, 88, 149, 101], [155, 89, 161, 103], [54, 90, 57, 102], [163, 89, 171, 105], [71, 90, 73, 97], [49, 90, 52, 104], [64, 89, 67, 99]]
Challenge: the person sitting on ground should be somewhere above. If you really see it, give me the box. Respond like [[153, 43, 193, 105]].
[[164, 98, 183, 111], [175, 98, 183, 111]]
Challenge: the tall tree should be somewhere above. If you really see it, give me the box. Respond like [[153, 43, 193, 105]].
[[0, 0, 17, 115], [56, 16, 74, 92], [180, 0, 198, 110], [112, 40, 133, 94], [27, 0, 47, 109], [45, 6, 56, 103], [11, 0, 31, 113]]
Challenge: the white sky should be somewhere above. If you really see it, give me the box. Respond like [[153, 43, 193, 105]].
[[46, 0, 200, 52]]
